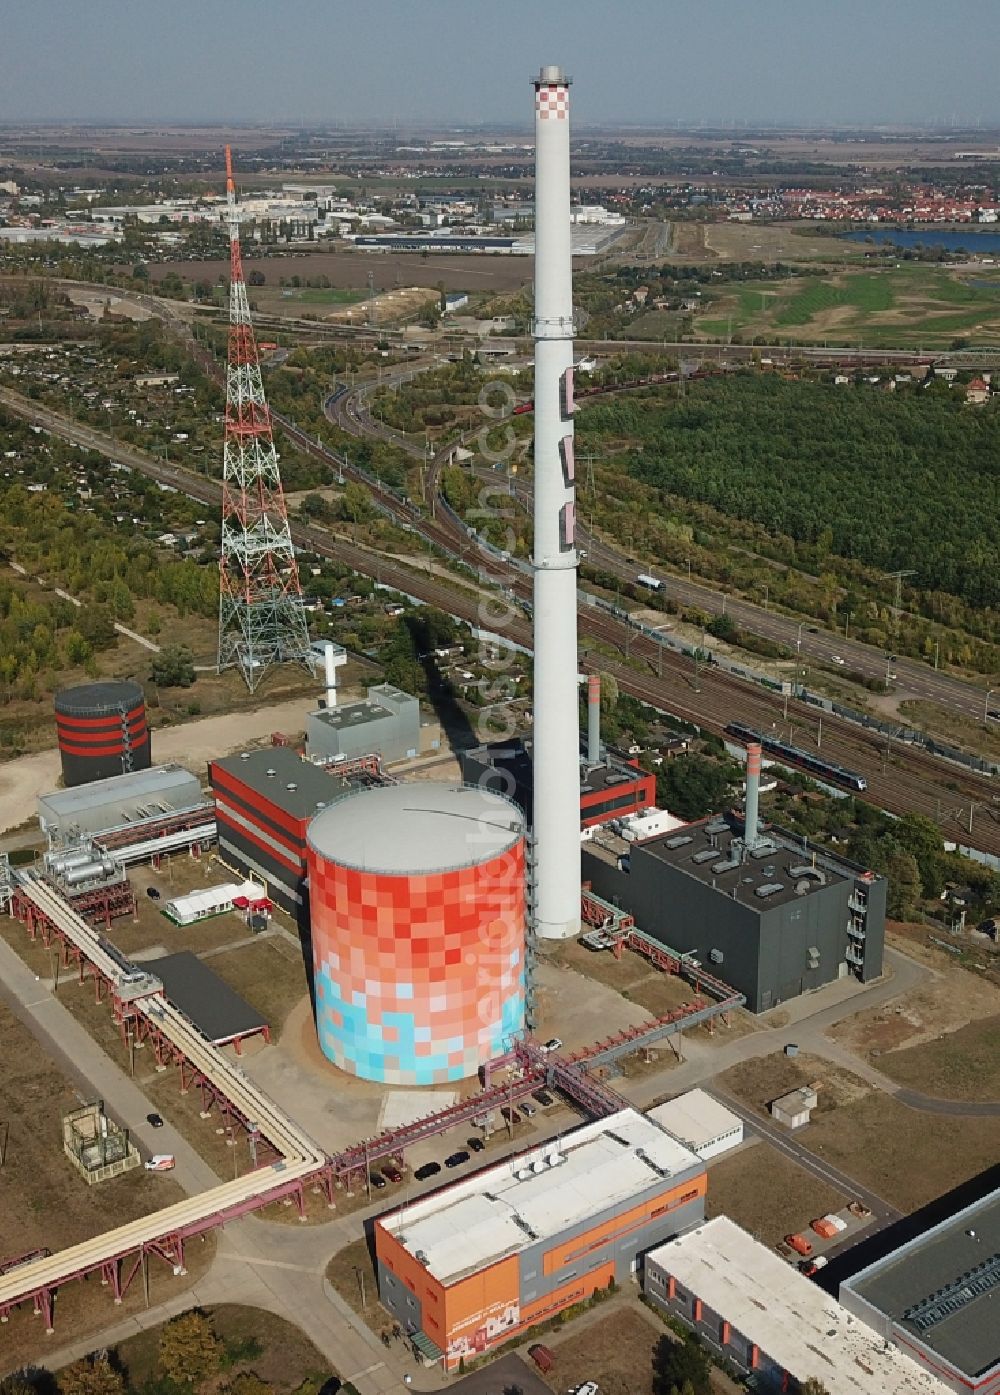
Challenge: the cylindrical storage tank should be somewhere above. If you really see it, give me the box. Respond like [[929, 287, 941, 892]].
[[307, 783, 526, 1085], [54, 681, 151, 788]]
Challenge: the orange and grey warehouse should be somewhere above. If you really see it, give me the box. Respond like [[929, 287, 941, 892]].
[[375, 1107, 705, 1369]]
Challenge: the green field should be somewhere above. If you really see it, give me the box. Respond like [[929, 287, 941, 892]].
[[282, 286, 367, 305], [696, 265, 1000, 346]]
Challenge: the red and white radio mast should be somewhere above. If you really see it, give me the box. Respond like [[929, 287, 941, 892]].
[[217, 145, 310, 691]]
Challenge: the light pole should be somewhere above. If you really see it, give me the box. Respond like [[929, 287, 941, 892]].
[[796, 621, 803, 653], [760, 583, 768, 612], [987, 689, 996, 723]]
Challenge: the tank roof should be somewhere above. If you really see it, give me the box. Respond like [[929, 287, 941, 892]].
[[55, 680, 144, 711], [307, 782, 523, 875]]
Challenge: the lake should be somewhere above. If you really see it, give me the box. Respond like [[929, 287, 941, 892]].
[[840, 227, 1000, 255]]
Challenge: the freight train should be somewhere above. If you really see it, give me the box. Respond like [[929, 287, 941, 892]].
[[726, 721, 868, 793]]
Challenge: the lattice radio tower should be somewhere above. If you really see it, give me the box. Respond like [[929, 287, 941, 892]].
[[217, 145, 311, 692]]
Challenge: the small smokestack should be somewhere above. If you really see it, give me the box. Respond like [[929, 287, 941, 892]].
[[324, 641, 342, 710], [587, 674, 601, 764], [744, 742, 762, 849]]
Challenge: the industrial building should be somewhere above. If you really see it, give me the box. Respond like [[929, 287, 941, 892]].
[[375, 1107, 706, 1369], [461, 737, 654, 831], [306, 783, 525, 1085], [38, 764, 204, 841], [647, 1090, 744, 1161], [54, 680, 150, 787], [645, 1217, 949, 1395], [209, 747, 339, 923], [581, 746, 885, 1011], [162, 880, 269, 927], [306, 683, 421, 766], [841, 1188, 1000, 1395]]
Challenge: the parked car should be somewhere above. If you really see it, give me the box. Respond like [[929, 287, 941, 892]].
[[799, 1256, 829, 1277], [146, 1112, 164, 1129], [541, 1037, 562, 1053], [445, 1150, 470, 1169], [785, 1232, 813, 1257], [528, 1344, 555, 1374], [382, 1163, 403, 1183], [520, 1102, 536, 1119], [145, 1154, 175, 1172], [414, 1162, 441, 1182], [500, 1106, 522, 1125], [146, 887, 161, 900], [467, 1136, 486, 1153], [369, 1171, 387, 1190], [532, 1089, 554, 1108], [572, 1384, 600, 1395]]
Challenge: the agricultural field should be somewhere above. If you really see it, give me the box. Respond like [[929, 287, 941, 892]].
[[702, 219, 867, 264], [694, 264, 1000, 347]]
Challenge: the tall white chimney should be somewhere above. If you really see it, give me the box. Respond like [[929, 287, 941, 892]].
[[323, 640, 345, 710], [531, 65, 581, 940]]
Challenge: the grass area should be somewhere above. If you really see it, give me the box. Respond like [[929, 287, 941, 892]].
[[326, 1236, 389, 1337], [546, 1306, 664, 1395], [693, 263, 1000, 346], [897, 697, 1000, 763], [285, 286, 367, 305], [114, 1303, 332, 1391], [803, 1093, 1000, 1213], [716, 1051, 872, 1120], [208, 937, 310, 1031], [705, 1143, 847, 1248], [875, 1014, 1000, 1101]]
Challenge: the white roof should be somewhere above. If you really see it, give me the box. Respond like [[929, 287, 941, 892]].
[[648, 1090, 742, 1149], [381, 1108, 701, 1285], [165, 880, 265, 918], [647, 1218, 950, 1395]]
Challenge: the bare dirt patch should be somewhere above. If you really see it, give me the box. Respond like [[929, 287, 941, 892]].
[[546, 1306, 664, 1395], [705, 1143, 847, 1248], [828, 959, 1000, 1061]]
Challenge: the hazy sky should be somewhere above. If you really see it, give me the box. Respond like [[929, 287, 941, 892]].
[[4, 0, 1000, 128]]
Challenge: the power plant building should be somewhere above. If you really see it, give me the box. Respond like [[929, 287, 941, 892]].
[[582, 815, 885, 1013], [209, 747, 339, 923], [306, 684, 421, 766], [306, 783, 525, 1085], [461, 738, 655, 831], [375, 1107, 706, 1369], [37, 764, 203, 841], [840, 1188, 1000, 1395], [54, 681, 150, 787], [645, 1217, 949, 1395]]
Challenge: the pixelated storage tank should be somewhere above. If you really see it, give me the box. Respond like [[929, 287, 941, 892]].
[[306, 783, 526, 1085], [54, 680, 151, 788]]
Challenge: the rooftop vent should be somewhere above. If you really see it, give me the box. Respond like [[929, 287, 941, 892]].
[[665, 835, 694, 850], [287, 782, 297, 791], [755, 883, 784, 899], [691, 848, 717, 865], [712, 856, 741, 875], [749, 841, 778, 860], [266, 768, 276, 777], [240, 752, 250, 760]]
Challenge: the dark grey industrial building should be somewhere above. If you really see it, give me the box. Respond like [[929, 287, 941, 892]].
[[841, 1188, 1000, 1395], [582, 814, 885, 1012]]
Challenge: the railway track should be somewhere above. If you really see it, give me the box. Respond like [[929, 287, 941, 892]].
[[5, 382, 997, 855]]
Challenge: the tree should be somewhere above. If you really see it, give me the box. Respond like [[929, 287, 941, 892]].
[[58, 1355, 126, 1395], [895, 812, 945, 898], [651, 1332, 711, 1395], [886, 850, 922, 920], [659, 754, 733, 821], [221, 1375, 273, 1395], [151, 645, 196, 688], [158, 1310, 224, 1386], [0, 1377, 40, 1395]]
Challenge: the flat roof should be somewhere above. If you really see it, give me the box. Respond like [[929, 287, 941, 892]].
[[638, 817, 849, 911], [307, 782, 523, 875], [39, 764, 201, 818], [649, 1217, 949, 1395], [312, 698, 397, 731], [647, 1090, 742, 1150], [164, 880, 266, 920], [844, 1189, 1000, 1378], [467, 739, 646, 797], [380, 1108, 702, 1285], [211, 748, 340, 821], [151, 950, 266, 1044]]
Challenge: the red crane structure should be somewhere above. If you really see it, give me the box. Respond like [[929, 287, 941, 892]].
[[217, 145, 310, 691]]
